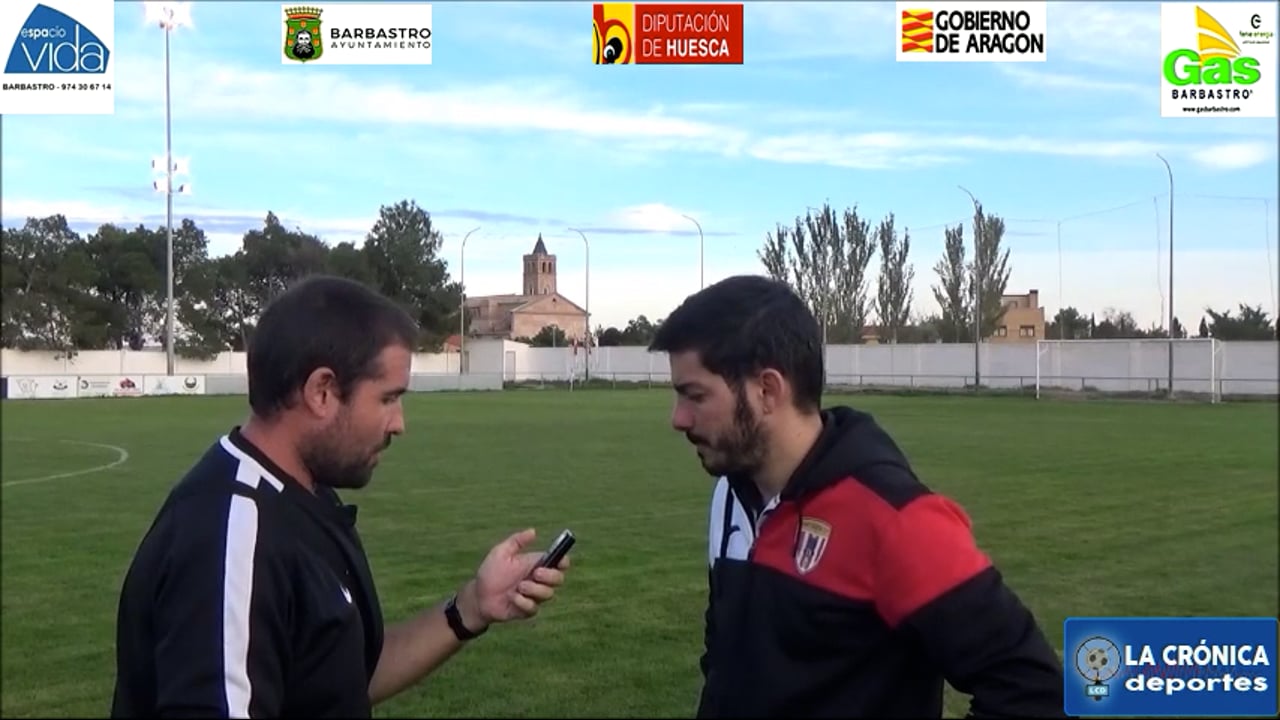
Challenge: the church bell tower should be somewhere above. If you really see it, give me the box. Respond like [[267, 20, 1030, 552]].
[[522, 234, 557, 296]]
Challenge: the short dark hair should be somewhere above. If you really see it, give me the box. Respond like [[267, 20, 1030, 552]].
[[247, 275, 419, 418], [649, 275, 824, 412]]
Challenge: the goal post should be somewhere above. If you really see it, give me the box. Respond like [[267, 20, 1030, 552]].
[[1035, 338, 1222, 402]]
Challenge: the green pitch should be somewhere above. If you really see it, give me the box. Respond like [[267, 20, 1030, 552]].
[[2, 390, 1276, 718]]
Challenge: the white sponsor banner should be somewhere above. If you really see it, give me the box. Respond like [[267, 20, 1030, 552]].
[[0, 0, 115, 115], [8, 375, 77, 399], [75, 375, 113, 397], [1160, 2, 1276, 118], [282, 3, 432, 66], [75, 375, 143, 397], [143, 374, 206, 396], [111, 375, 144, 397], [896, 1, 1047, 63]]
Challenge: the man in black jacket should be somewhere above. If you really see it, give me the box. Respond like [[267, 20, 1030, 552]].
[[649, 275, 1065, 718], [112, 275, 572, 718]]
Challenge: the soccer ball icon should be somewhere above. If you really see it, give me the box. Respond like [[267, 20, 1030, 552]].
[[1085, 648, 1109, 671], [1074, 636, 1121, 688]]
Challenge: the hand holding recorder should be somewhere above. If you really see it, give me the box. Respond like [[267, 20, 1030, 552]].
[[458, 528, 575, 631]]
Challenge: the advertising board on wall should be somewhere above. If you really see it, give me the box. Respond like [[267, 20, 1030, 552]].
[[6, 375, 78, 399], [2, 374, 208, 399], [143, 374, 205, 395]]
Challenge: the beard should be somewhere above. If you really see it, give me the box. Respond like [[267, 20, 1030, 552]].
[[686, 387, 766, 478], [300, 413, 390, 490]]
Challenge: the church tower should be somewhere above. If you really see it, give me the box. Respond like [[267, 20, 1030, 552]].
[[522, 234, 557, 296]]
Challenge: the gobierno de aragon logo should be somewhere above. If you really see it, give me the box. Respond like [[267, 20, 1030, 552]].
[[4, 2, 110, 74]]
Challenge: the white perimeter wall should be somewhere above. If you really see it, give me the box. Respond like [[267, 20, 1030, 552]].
[[4, 339, 1276, 396]]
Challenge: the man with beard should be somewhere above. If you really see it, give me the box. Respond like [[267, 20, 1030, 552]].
[[292, 28, 316, 59], [111, 275, 572, 718], [648, 275, 1065, 719]]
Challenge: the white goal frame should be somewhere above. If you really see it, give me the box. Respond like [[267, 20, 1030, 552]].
[[1035, 338, 1223, 402]]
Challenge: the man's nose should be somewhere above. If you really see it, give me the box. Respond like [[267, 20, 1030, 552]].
[[388, 408, 406, 435], [671, 403, 694, 432]]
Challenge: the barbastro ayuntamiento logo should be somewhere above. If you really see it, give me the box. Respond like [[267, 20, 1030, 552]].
[[4, 2, 109, 74], [284, 6, 324, 62], [1164, 6, 1261, 90]]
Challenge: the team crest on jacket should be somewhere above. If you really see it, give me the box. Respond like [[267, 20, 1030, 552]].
[[795, 517, 831, 574]]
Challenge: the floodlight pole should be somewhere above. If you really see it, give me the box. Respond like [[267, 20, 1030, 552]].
[[681, 214, 704, 289], [959, 186, 982, 388], [1056, 221, 1064, 339], [1157, 153, 1174, 397], [163, 10, 175, 375], [458, 227, 480, 375], [568, 228, 591, 381]]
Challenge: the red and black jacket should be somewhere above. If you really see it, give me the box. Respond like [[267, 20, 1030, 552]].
[[696, 406, 1065, 718]]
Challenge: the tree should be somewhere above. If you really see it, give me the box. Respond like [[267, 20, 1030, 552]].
[[1205, 304, 1276, 340], [830, 205, 876, 343], [84, 223, 160, 351], [621, 315, 660, 346], [1139, 317, 1187, 339], [758, 202, 875, 342], [873, 214, 913, 344], [525, 324, 568, 347], [1198, 316, 1210, 338], [1093, 307, 1141, 338], [758, 224, 790, 284], [792, 206, 839, 339], [0, 215, 97, 356], [1048, 306, 1090, 340], [970, 203, 1012, 340], [931, 223, 969, 342], [362, 199, 461, 351], [594, 324, 624, 346]]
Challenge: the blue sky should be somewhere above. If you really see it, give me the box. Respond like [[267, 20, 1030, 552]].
[[2, 0, 1278, 330]]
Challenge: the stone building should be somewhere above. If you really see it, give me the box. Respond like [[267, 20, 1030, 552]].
[[991, 289, 1047, 343], [463, 235, 589, 341]]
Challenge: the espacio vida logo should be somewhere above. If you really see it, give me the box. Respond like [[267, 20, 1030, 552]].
[[4, 2, 109, 74], [284, 6, 324, 63]]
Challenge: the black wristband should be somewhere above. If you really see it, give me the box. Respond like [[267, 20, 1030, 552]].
[[444, 594, 487, 641]]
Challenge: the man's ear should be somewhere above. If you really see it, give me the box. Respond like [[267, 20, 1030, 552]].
[[300, 367, 340, 418], [757, 368, 788, 414]]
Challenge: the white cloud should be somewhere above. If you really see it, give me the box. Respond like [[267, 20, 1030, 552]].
[[453, 21, 581, 65], [996, 65, 1148, 97], [746, 131, 1276, 171], [111, 53, 738, 149], [1047, 1, 1161, 71], [1097, 115, 1280, 138], [123, 56, 1264, 171], [3, 199, 133, 225], [602, 204, 705, 233], [1189, 142, 1276, 171], [749, 1, 894, 61]]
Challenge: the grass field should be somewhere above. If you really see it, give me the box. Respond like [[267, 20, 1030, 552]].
[[2, 390, 1277, 718]]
